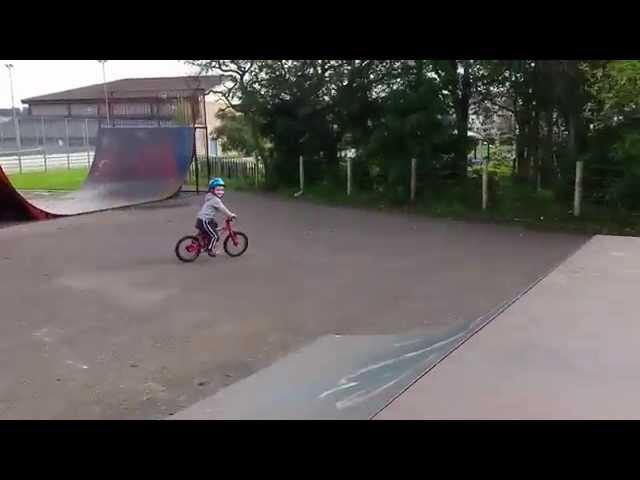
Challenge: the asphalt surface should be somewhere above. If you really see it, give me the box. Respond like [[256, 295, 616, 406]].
[[0, 191, 586, 419]]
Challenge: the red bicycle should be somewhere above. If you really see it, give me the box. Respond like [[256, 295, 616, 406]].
[[175, 217, 248, 262]]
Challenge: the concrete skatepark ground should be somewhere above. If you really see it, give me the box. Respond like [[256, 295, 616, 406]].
[[376, 234, 640, 420], [0, 191, 585, 419]]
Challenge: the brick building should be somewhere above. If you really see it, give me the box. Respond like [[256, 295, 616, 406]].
[[0, 75, 228, 155]]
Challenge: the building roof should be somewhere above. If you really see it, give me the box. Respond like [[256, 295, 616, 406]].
[[23, 75, 227, 104]]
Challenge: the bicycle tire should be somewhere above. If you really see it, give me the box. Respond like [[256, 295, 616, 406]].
[[223, 232, 248, 257], [175, 235, 202, 262]]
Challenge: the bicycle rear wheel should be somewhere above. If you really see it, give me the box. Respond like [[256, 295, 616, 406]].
[[175, 236, 202, 262]]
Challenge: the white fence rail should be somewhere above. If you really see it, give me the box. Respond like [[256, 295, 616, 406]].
[[0, 150, 94, 175]]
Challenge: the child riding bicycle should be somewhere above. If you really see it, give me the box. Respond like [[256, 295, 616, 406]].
[[196, 177, 237, 257]]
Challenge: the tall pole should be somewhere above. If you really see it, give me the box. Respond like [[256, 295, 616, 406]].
[[84, 119, 91, 167], [193, 138, 199, 194], [65, 117, 70, 169], [5, 64, 22, 171], [202, 96, 211, 181], [41, 116, 47, 172], [98, 60, 110, 127]]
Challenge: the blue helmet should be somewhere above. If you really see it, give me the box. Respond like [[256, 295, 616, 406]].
[[208, 177, 225, 190]]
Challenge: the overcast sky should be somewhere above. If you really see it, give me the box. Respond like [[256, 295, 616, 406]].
[[0, 60, 202, 109]]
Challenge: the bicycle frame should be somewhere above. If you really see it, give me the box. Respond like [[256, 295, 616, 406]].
[[193, 217, 239, 250]]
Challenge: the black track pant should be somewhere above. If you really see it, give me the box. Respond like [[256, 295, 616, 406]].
[[196, 218, 219, 251]]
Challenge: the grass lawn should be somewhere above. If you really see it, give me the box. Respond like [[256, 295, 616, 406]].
[[8, 168, 89, 191]]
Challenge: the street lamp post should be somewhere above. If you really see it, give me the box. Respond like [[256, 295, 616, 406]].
[[98, 60, 110, 126], [5, 63, 22, 171]]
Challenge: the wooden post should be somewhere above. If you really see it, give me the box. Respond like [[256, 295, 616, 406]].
[[255, 159, 259, 188], [574, 160, 584, 217], [347, 156, 352, 196], [43, 148, 48, 173], [294, 155, 304, 197], [300, 155, 304, 192], [537, 170, 542, 193], [482, 143, 489, 211], [65, 118, 70, 170], [410, 158, 417, 202]]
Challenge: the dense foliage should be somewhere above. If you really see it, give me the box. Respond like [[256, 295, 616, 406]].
[[189, 60, 640, 213]]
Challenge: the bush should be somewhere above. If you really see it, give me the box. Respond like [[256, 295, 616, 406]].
[[579, 121, 640, 210]]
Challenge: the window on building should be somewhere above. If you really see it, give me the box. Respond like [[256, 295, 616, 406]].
[[70, 104, 98, 117], [30, 104, 69, 117]]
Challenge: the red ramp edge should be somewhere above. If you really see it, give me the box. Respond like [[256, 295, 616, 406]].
[[0, 165, 54, 221]]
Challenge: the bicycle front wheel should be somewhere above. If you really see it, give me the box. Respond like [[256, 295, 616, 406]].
[[223, 232, 248, 257]]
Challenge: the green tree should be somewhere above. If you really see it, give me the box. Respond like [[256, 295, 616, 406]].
[[367, 73, 450, 197], [586, 60, 640, 122], [430, 60, 492, 179], [214, 110, 270, 157]]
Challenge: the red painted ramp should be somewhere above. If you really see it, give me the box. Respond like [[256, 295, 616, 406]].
[[0, 127, 194, 221]]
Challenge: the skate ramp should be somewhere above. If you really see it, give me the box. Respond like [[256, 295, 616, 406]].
[[0, 127, 194, 221]]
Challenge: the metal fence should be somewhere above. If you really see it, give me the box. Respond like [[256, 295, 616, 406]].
[[98, 119, 188, 128], [0, 147, 94, 174], [0, 116, 98, 175], [0, 117, 100, 151], [186, 155, 264, 188]]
